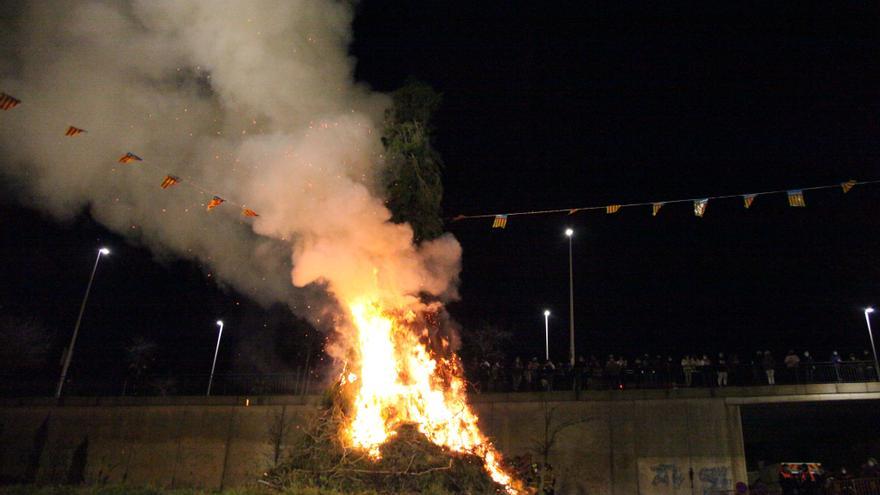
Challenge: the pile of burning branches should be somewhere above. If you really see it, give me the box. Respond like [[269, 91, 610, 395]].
[[261, 391, 510, 494]]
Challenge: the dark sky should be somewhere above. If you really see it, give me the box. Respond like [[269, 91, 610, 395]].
[[2, 2, 880, 386]]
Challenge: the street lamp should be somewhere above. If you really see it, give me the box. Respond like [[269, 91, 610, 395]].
[[864, 308, 880, 382], [543, 310, 550, 361], [207, 320, 224, 396], [55, 247, 110, 398], [564, 228, 575, 366]]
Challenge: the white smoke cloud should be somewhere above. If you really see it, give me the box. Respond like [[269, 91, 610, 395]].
[[0, 1, 461, 352]]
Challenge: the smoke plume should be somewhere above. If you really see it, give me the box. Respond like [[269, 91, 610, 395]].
[[0, 1, 461, 353]]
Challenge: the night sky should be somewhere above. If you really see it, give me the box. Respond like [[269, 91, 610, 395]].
[[2, 2, 880, 386]]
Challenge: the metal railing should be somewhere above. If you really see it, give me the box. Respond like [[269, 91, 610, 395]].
[[470, 360, 878, 393], [0, 361, 876, 397], [710, 478, 880, 495], [828, 478, 880, 495]]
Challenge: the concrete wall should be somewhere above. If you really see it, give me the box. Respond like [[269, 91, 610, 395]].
[[466, 395, 747, 495], [7, 385, 875, 494]]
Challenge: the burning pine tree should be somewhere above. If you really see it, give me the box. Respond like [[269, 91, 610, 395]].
[[265, 300, 523, 494]]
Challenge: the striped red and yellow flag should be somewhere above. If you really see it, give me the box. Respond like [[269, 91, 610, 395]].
[[743, 194, 756, 209], [841, 180, 856, 194], [160, 175, 180, 189], [694, 199, 708, 217], [118, 152, 143, 164], [652, 202, 664, 217], [492, 214, 508, 229], [206, 196, 225, 211], [787, 190, 805, 207], [606, 204, 621, 214], [242, 208, 259, 217], [0, 92, 21, 111], [65, 126, 87, 136]]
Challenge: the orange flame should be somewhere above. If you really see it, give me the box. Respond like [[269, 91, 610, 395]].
[[343, 298, 520, 493]]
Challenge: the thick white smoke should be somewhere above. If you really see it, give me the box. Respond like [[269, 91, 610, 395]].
[[0, 1, 461, 352]]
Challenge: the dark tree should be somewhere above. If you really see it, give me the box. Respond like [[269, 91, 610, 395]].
[[382, 79, 445, 243], [459, 321, 511, 365]]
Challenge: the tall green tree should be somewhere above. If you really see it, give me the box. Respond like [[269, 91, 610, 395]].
[[382, 79, 445, 243]]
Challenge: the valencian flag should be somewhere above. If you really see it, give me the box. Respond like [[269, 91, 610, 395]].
[[743, 194, 756, 209], [652, 202, 663, 216], [841, 180, 856, 194], [694, 198, 708, 217], [206, 196, 225, 211], [118, 152, 142, 164], [606, 204, 621, 214], [492, 214, 508, 229], [0, 92, 21, 110], [160, 175, 180, 189], [242, 207, 259, 217], [65, 126, 87, 136], [787, 190, 806, 207]]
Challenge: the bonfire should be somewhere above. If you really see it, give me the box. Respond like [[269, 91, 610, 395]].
[[266, 298, 523, 494]]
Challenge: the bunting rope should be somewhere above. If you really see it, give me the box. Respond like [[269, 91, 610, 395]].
[[452, 179, 880, 228], [1, 91, 260, 218], [3, 90, 878, 228]]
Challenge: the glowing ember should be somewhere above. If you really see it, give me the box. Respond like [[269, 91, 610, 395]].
[[344, 298, 520, 493]]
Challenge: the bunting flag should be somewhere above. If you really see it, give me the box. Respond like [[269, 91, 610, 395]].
[[787, 190, 805, 207], [694, 199, 708, 217], [447, 178, 880, 224], [65, 126, 87, 136], [492, 214, 508, 229], [118, 152, 142, 164], [652, 202, 664, 216], [206, 196, 225, 211], [242, 208, 259, 217], [160, 175, 180, 189], [0, 92, 21, 110]]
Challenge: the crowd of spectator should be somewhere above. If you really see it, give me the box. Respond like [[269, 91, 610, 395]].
[[468, 349, 879, 393], [768, 457, 880, 495]]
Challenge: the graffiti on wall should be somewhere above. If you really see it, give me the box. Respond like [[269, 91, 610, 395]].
[[698, 466, 731, 495], [651, 463, 685, 488]]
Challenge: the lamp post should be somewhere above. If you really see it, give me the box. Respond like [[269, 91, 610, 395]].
[[543, 310, 550, 361], [56, 247, 110, 398], [207, 320, 224, 396], [565, 228, 575, 366], [864, 308, 880, 381]]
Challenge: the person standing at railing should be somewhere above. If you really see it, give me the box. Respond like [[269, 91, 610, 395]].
[[784, 350, 800, 384], [699, 354, 712, 387], [511, 357, 524, 392], [716, 353, 728, 387], [526, 357, 539, 390], [860, 457, 879, 478], [681, 355, 695, 387], [762, 351, 776, 385], [779, 464, 795, 495], [728, 353, 740, 386], [837, 466, 855, 495], [796, 463, 816, 495], [751, 351, 764, 385], [802, 351, 815, 382], [573, 355, 586, 391], [831, 351, 843, 382]]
